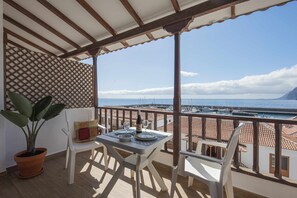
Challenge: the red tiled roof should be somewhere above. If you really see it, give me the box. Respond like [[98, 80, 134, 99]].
[[164, 117, 297, 151]]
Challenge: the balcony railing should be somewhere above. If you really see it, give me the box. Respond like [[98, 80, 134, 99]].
[[96, 106, 297, 187]]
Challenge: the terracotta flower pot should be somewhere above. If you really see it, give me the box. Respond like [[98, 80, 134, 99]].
[[14, 147, 47, 179]]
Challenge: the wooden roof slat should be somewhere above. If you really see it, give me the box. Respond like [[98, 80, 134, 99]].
[[119, 0, 154, 41], [37, 0, 96, 43], [231, 5, 236, 18], [3, 14, 67, 54], [120, 0, 144, 26], [4, 28, 55, 56], [7, 39, 31, 51], [76, 0, 117, 36], [146, 32, 154, 40], [61, 0, 247, 58], [171, 0, 181, 12], [102, 47, 110, 53], [121, 41, 129, 48], [4, 0, 80, 49]]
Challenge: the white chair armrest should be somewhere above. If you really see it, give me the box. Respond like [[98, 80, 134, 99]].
[[98, 124, 106, 134], [198, 140, 227, 148], [180, 151, 223, 165]]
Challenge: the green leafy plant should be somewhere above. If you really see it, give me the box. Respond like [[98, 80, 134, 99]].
[[1, 92, 65, 155]]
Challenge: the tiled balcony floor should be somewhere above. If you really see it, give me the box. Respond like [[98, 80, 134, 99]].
[[0, 149, 264, 198]]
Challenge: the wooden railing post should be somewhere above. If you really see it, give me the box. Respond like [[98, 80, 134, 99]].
[[253, 121, 259, 173], [275, 123, 282, 179], [123, 110, 125, 123], [233, 120, 240, 169], [129, 110, 132, 127], [188, 116, 193, 152], [99, 108, 102, 124], [116, 109, 119, 130], [104, 108, 108, 131], [164, 114, 168, 151], [110, 109, 113, 132], [216, 118, 222, 159], [201, 117, 206, 154], [154, 113, 157, 130]]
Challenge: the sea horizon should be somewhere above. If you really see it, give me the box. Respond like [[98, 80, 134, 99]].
[[99, 98, 297, 109]]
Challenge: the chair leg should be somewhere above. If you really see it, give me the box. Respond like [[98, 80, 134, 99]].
[[188, 176, 194, 187], [170, 166, 178, 198], [65, 147, 69, 169], [209, 183, 223, 198], [130, 170, 135, 178], [103, 145, 108, 171], [225, 172, 234, 198], [68, 152, 76, 184], [91, 148, 95, 160]]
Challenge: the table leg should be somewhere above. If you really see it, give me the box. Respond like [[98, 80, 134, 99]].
[[101, 164, 124, 197], [136, 170, 141, 198], [147, 163, 168, 191], [135, 154, 141, 198]]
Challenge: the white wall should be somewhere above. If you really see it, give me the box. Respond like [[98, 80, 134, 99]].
[[241, 144, 297, 180], [0, 0, 6, 173], [233, 171, 297, 198], [5, 108, 94, 167]]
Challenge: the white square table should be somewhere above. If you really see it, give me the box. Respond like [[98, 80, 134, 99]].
[[96, 129, 172, 198]]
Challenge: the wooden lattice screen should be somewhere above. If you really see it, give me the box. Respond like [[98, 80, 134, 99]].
[[4, 45, 94, 109]]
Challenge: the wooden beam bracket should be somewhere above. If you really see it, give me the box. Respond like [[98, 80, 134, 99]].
[[88, 48, 101, 56], [163, 18, 193, 34]]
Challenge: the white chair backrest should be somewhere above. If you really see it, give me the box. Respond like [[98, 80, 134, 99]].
[[220, 123, 244, 184], [64, 108, 94, 138]]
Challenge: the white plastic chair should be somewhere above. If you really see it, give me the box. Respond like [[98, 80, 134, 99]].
[[171, 123, 244, 198], [62, 109, 108, 184]]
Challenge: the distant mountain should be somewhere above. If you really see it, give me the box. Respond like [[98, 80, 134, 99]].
[[279, 87, 297, 100]]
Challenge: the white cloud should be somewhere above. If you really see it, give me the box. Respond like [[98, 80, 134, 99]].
[[181, 71, 198, 77], [100, 65, 297, 99]]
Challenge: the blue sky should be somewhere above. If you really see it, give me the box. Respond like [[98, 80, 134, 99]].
[[82, 2, 297, 99]]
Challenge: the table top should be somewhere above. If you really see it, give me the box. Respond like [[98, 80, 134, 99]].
[[96, 129, 172, 154]]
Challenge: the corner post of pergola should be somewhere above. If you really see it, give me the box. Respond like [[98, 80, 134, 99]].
[[164, 18, 192, 166], [88, 48, 101, 119]]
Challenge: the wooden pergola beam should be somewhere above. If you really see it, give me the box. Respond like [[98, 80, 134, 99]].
[[76, 0, 129, 51], [171, 0, 181, 12], [3, 14, 67, 54], [37, 0, 96, 43], [119, 0, 154, 41], [4, 28, 55, 56], [120, 0, 143, 25], [7, 39, 30, 51], [76, 0, 116, 36], [61, 0, 247, 58], [4, 0, 80, 49]]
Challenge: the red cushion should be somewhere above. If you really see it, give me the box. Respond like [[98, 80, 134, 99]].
[[78, 128, 90, 140]]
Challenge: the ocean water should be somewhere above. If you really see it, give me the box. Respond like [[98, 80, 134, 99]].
[[99, 98, 297, 109]]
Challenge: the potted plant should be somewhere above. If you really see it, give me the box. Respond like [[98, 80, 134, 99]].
[[0, 92, 65, 178]]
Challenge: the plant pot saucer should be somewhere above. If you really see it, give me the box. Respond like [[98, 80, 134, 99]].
[[18, 168, 44, 179]]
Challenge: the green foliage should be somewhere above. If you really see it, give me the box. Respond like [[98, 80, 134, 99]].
[[31, 96, 52, 121], [0, 92, 65, 154], [0, 110, 28, 127], [43, 104, 66, 121], [8, 92, 32, 117]]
